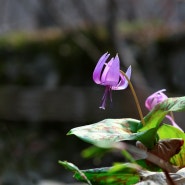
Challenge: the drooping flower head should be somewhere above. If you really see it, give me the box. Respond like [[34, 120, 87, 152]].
[[145, 89, 182, 131], [145, 89, 167, 110], [93, 52, 131, 109]]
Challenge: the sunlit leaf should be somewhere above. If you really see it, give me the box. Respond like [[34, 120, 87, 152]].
[[140, 109, 166, 132], [74, 163, 140, 185], [157, 124, 185, 167], [67, 118, 142, 147], [159, 96, 185, 112], [67, 97, 185, 150], [140, 96, 185, 132], [137, 96, 185, 148], [68, 118, 159, 149]]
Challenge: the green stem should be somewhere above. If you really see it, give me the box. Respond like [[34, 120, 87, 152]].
[[121, 150, 135, 163], [120, 70, 145, 126]]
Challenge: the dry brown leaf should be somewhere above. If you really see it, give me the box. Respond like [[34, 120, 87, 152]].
[[148, 139, 184, 162]]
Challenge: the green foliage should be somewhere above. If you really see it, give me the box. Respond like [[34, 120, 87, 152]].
[[59, 161, 140, 185], [81, 145, 110, 160], [58, 160, 92, 185], [138, 96, 185, 148], [75, 164, 140, 185], [60, 96, 185, 184], [68, 97, 185, 149], [67, 118, 142, 148]]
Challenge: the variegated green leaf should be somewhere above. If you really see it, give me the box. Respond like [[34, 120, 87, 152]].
[[74, 163, 140, 185], [67, 118, 142, 147], [137, 96, 185, 148], [140, 96, 185, 132], [159, 96, 185, 112]]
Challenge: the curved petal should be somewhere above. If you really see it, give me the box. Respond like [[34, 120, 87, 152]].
[[93, 52, 110, 84], [112, 65, 131, 90], [145, 89, 167, 110], [101, 55, 120, 86]]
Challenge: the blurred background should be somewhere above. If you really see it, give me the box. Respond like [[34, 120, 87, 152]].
[[0, 0, 185, 184]]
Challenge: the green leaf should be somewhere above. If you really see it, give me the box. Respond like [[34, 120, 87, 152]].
[[68, 97, 185, 149], [157, 124, 185, 167], [135, 127, 159, 149], [59, 161, 140, 185], [159, 96, 185, 112], [68, 118, 158, 148], [137, 96, 185, 148], [139, 96, 185, 132], [67, 118, 142, 147], [74, 163, 140, 185], [139, 109, 166, 132], [136, 159, 161, 172], [58, 160, 92, 185], [81, 146, 110, 159]]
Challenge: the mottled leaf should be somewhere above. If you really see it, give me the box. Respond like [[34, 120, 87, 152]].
[[67, 118, 142, 147], [140, 96, 185, 132], [159, 96, 185, 112], [74, 163, 140, 185], [137, 96, 185, 148], [67, 97, 185, 150]]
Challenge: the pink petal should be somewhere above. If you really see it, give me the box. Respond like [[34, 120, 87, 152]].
[[166, 115, 183, 132], [145, 89, 167, 110], [101, 55, 120, 86], [99, 86, 110, 109], [112, 65, 131, 90], [93, 52, 110, 84]]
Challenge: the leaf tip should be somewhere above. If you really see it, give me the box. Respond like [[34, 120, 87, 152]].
[[58, 160, 65, 166], [67, 130, 72, 135]]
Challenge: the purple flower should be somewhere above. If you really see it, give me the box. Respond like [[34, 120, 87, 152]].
[[145, 89, 183, 131], [93, 52, 131, 109], [145, 89, 168, 110]]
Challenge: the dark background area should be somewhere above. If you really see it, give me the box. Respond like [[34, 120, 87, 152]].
[[0, 0, 185, 184]]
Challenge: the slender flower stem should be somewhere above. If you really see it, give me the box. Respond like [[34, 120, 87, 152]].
[[170, 111, 175, 120], [120, 70, 145, 126]]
